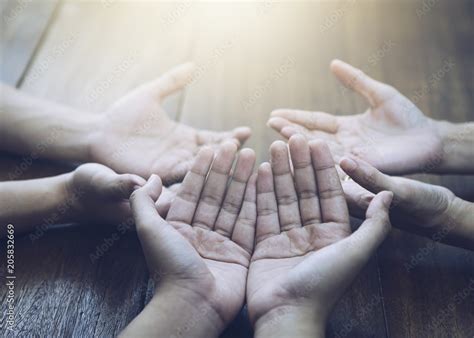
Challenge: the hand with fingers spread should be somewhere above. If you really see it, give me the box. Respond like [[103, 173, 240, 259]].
[[90, 63, 251, 185], [121, 143, 257, 338], [268, 59, 474, 175], [340, 156, 474, 250], [0, 66, 251, 185], [247, 135, 393, 338]]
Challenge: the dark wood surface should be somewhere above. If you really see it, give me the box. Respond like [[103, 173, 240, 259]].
[[1, 1, 473, 337]]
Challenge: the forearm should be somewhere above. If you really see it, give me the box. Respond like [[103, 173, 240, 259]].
[[439, 197, 474, 250], [120, 286, 223, 338], [0, 173, 77, 237], [0, 84, 99, 162], [435, 121, 474, 174], [254, 306, 325, 338], [394, 197, 474, 250]]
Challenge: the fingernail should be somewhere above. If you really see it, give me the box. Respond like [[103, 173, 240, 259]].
[[267, 117, 278, 127], [341, 157, 357, 171], [382, 191, 394, 207], [148, 174, 159, 183]]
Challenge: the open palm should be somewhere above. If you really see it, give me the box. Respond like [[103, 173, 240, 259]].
[[268, 60, 442, 175], [247, 136, 393, 327], [91, 63, 251, 185], [130, 143, 256, 326]]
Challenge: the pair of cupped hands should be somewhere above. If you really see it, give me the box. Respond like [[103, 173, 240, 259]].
[[122, 136, 393, 337]]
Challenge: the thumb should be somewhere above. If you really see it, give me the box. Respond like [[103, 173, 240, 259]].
[[347, 190, 393, 261], [130, 174, 166, 234], [145, 62, 195, 100], [102, 173, 146, 200]]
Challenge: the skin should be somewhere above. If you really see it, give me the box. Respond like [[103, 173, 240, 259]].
[[247, 135, 394, 337], [340, 156, 474, 250], [121, 144, 257, 338], [0, 163, 148, 237], [268, 59, 474, 175], [0, 63, 251, 185]]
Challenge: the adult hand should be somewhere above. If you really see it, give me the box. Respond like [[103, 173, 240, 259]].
[[247, 135, 393, 337], [90, 63, 251, 185], [268, 59, 443, 175], [122, 143, 257, 338], [340, 156, 474, 250]]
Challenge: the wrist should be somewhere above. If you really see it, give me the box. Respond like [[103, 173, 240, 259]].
[[439, 197, 474, 250], [81, 113, 105, 163], [254, 305, 325, 338], [121, 285, 223, 338], [435, 120, 474, 174], [59, 172, 84, 223]]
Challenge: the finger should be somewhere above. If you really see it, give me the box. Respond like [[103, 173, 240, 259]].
[[198, 126, 251, 147], [342, 179, 374, 219], [130, 175, 199, 277], [339, 156, 400, 197], [353, 191, 393, 249], [292, 191, 392, 298], [214, 148, 256, 237], [330, 59, 397, 107], [232, 174, 257, 254], [232, 126, 252, 146], [271, 109, 338, 133], [288, 135, 322, 225], [144, 62, 195, 100], [309, 140, 349, 224], [155, 186, 178, 218], [103, 173, 146, 200], [256, 162, 280, 242], [192, 142, 238, 230], [166, 147, 214, 226], [130, 175, 165, 233], [268, 117, 335, 142], [270, 141, 302, 231]]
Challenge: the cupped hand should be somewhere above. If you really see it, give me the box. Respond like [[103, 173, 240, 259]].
[[129, 143, 257, 332], [340, 156, 473, 249], [268, 59, 442, 175], [247, 135, 393, 332], [91, 63, 251, 185]]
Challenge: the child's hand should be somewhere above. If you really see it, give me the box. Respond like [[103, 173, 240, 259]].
[[122, 143, 257, 338], [67, 163, 180, 225], [247, 135, 393, 337], [66, 163, 146, 224]]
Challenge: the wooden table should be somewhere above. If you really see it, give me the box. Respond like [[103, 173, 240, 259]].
[[1, 1, 473, 336]]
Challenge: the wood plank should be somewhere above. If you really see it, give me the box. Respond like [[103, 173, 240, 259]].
[[0, 1, 194, 336], [180, 3, 388, 337], [0, 0, 59, 86], [1, 0, 472, 336], [371, 1, 474, 337]]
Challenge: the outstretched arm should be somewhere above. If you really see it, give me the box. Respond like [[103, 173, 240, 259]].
[[0, 163, 145, 238], [268, 59, 474, 175], [0, 83, 98, 163], [341, 156, 474, 250], [1, 63, 251, 184]]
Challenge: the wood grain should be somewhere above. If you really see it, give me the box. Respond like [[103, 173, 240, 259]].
[[0, 0, 58, 86], [1, 0, 472, 337]]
